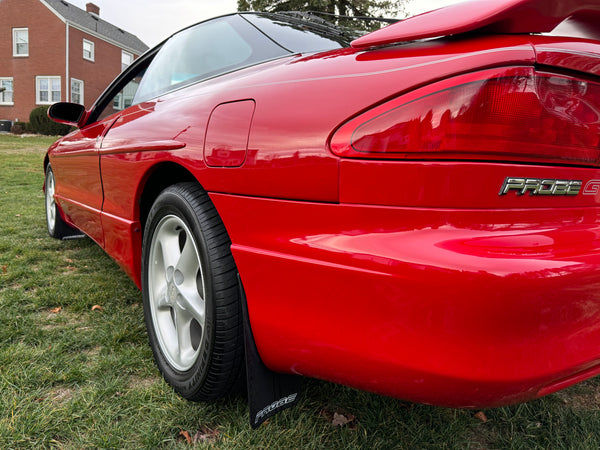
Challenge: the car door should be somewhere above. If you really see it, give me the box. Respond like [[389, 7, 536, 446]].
[[50, 52, 156, 247], [48, 113, 115, 246]]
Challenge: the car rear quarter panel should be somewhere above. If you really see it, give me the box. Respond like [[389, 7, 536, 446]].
[[99, 35, 536, 221], [534, 36, 600, 76], [205, 36, 600, 406], [211, 192, 600, 407], [96, 35, 537, 282], [79, 34, 600, 406]]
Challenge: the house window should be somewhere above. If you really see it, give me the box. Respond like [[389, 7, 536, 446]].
[[13, 28, 29, 57], [121, 50, 133, 71], [83, 39, 95, 61], [36, 76, 61, 104], [0, 78, 14, 105], [111, 81, 136, 111], [71, 78, 84, 105]]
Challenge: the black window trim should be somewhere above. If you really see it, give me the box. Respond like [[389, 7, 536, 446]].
[[85, 46, 160, 126], [84, 11, 350, 127]]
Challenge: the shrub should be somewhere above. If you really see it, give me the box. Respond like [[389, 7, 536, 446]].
[[29, 106, 72, 136], [11, 122, 32, 135]]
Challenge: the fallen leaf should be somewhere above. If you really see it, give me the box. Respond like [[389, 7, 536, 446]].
[[66, 258, 73, 263], [91, 305, 103, 312], [50, 306, 62, 314], [179, 430, 192, 444], [332, 411, 356, 426], [1, 265, 7, 274], [193, 426, 219, 443], [15, 214, 21, 217], [320, 407, 357, 427], [474, 411, 488, 423]]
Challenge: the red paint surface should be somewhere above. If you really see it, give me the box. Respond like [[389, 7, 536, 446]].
[[352, 0, 600, 49], [46, 27, 600, 408], [211, 193, 600, 407], [204, 100, 255, 167]]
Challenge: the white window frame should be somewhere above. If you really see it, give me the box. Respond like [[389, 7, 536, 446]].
[[0, 78, 14, 105], [12, 28, 29, 57], [83, 39, 95, 62], [36, 76, 61, 105], [70, 78, 84, 105], [121, 50, 134, 71]]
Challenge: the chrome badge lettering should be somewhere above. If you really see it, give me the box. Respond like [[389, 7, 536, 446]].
[[583, 180, 600, 195], [499, 177, 582, 196]]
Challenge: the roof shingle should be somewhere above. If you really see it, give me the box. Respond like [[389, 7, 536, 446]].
[[43, 0, 149, 54]]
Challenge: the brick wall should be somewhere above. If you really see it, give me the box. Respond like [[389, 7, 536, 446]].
[[0, 0, 141, 123], [0, 0, 66, 122], [68, 26, 125, 109]]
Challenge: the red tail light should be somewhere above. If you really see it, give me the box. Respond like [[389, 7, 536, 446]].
[[330, 67, 600, 166]]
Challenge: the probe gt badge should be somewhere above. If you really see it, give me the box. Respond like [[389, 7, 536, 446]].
[[499, 177, 582, 196]]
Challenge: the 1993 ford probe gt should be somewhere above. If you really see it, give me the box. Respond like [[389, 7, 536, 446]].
[[44, 0, 600, 426]]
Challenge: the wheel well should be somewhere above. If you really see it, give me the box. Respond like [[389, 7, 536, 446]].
[[138, 163, 197, 231]]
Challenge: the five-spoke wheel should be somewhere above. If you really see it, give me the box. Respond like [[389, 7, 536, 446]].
[[45, 165, 80, 239], [148, 215, 206, 372], [142, 183, 244, 400]]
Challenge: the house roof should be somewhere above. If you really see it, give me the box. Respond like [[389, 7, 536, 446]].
[[43, 0, 149, 54]]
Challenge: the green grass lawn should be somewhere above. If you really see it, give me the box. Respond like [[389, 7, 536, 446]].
[[1, 134, 600, 448]]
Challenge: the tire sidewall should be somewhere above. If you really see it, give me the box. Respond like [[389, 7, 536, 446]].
[[45, 167, 57, 237], [142, 188, 215, 398]]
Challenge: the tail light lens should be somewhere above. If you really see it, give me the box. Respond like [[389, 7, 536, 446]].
[[330, 67, 600, 166]]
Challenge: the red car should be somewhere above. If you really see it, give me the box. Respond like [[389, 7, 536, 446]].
[[45, 0, 600, 426]]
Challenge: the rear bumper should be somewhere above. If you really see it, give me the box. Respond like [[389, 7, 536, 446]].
[[211, 192, 600, 407]]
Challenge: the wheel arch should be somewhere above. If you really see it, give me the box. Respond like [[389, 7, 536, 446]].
[[137, 162, 198, 232], [136, 163, 303, 420]]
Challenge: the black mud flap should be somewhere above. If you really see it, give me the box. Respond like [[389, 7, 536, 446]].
[[239, 276, 302, 428]]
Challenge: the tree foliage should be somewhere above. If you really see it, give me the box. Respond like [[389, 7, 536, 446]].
[[237, 0, 410, 31]]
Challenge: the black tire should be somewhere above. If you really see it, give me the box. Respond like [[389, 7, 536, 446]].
[[142, 182, 244, 401], [45, 165, 80, 239]]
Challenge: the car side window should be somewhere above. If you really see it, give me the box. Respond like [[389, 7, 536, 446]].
[[95, 68, 147, 122], [133, 15, 290, 103]]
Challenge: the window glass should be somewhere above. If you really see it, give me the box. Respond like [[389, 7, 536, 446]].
[[13, 28, 29, 56], [122, 51, 134, 71], [134, 14, 290, 103], [0, 78, 13, 104], [96, 69, 146, 122], [71, 79, 84, 105], [83, 39, 94, 61], [36, 76, 60, 104], [242, 14, 349, 53], [51, 78, 61, 102]]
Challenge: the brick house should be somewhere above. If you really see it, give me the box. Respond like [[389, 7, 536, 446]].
[[0, 0, 148, 126]]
